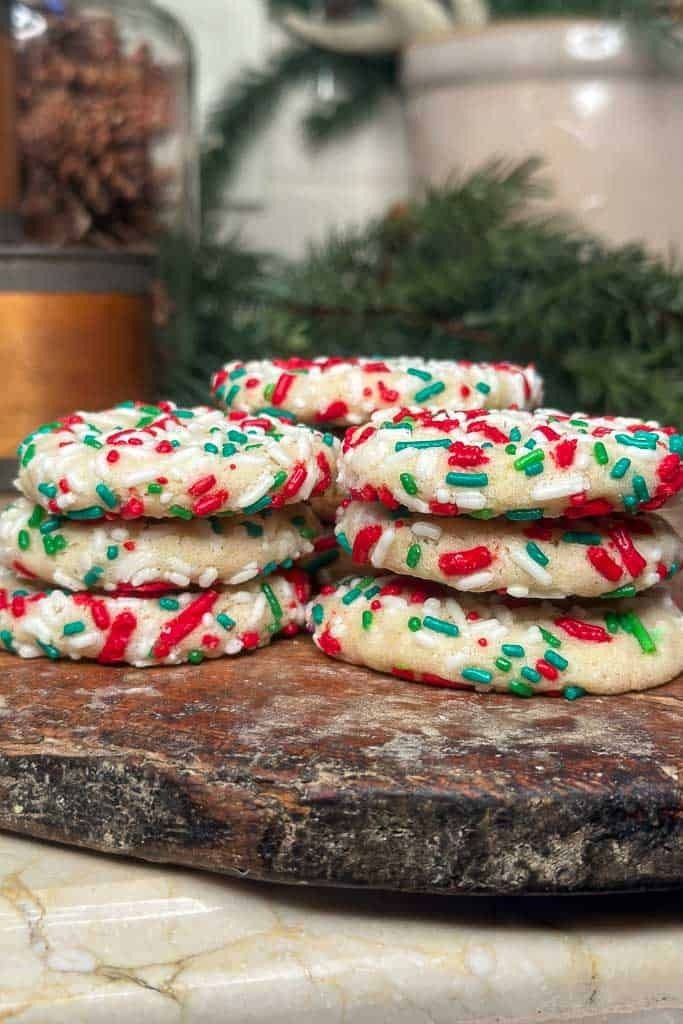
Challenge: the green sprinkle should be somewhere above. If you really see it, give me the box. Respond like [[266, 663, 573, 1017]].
[[610, 458, 631, 479], [244, 522, 264, 538], [83, 567, 104, 587], [228, 429, 246, 444], [509, 427, 522, 442], [475, 381, 491, 395], [147, 483, 163, 495], [28, 506, 44, 529], [159, 597, 180, 611], [18, 530, 30, 551], [170, 505, 193, 520], [400, 472, 418, 496], [593, 441, 609, 465], [622, 495, 639, 514], [462, 667, 492, 684], [39, 517, 61, 535], [38, 641, 60, 660], [262, 560, 278, 576], [514, 449, 544, 472], [604, 612, 620, 634], [408, 616, 422, 632], [262, 583, 283, 620], [525, 542, 549, 567], [83, 435, 103, 449], [524, 462, 544, 478], [423, 615, 460, 638], [601, 583, 637, 599], [521, 666, 541, 684], [263, 382, 274, 400], [468, 509, 495, 520], [135, 415, 155, 429], [445, 472, 489, 488], [95, 483, 118, 509], [414, 381, 445, 403], [204, 441, 219, 454], [394, 439, 451, 452], [669, 434, 683, 454], [67, 507, 105, 520], [544, 649, 568, 670], [21, 443, 36, 467], [257, 406, 297, 421], [406, 543, 422, 569], [188, 650, 204, 665], [364, 585, 381, 599], [563, 686, 587, 702], [242, 496, 271, 515], [222, 443, 237, 458], [502, 643, 525, 658], [272, 470, 288, 490], [615, 432, 657, 450], [506, 509, 544, 521], [223, 385, 240, 407], [303, 552, 338, 575], [362, 610, 373, 630], [337, 531, 352, 554], [523, 438, 537, 450], [106, 545, 119, 561], [407, 367, 432, 381], [505, 444, 517, 455], [632, 475, 649, 502], [342, 587, 363, 605], [619, 611, 656, 653], [63, 621, 85, 636], [216, 613, 235, 631], [229, 367, 247, 380], [38, 482, 58, 499], [495, 657, 512, 672], [562, 531, 602, 545], [509, 680, 534, 698], [0, 630, 14, 652], [323, 433, 336, 447], [539, 627, 561, 649]]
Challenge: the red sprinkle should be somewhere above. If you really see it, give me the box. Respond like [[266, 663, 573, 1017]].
[[156, 440, 174, 454], [271, 373, 296, 407], [378, 380, 399, 403], [343, 425, 375, 452], [466, 420, 509, 445], [536, 659, 559, 681], [202, 634, 220, 650], [280, 462, 308, 500], [188, 474, 217, 497], [587, 546, 623, 582], [241, 631, 260, 650], [429, 501, 460, 516], [352, 525, 383, 563], [58, 477, 70, 494], [608, 526, 647, 578], [153, 591, 219, 660], [91, 600, 110, 630], [555, 617, 612, 643], [378, 486, 401, 510], [11, 595, 26, 618], [553, 438, 577, 468], [421, 672, 474, 691], [98, 611, 137, 664], [564, 499, 613, 518], [12, 560, 38, 579], [311, 452, 332, 497], [658, 453, 681, 483], [106, 450, 120, 464], [318, 628, 342, 656], [448, 441, 490, 468], [120, 496, 144, 520], [438, 546, 493, 576], [192, 490, 229, 517], [316, 400, 349, 423]]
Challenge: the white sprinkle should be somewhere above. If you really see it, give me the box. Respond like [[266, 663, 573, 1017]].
[[370, 528, 395, 567], [53, 571, 81, 591], [445, 652, 466, 673], [168, 572, 190, 588], [124, 467, 160, 486], [131, 568, 160, 587], [198, 567, 218, 588], [436, 487, 451, 504], [227, 566, 258, 585], [454, 491, 487, 511], [524, 626, 544, 643], [201, 613, 215, 627], [509, 547, 553, 585], [414, 630, 437, 648], [531, 474, 588, 502], [455, 571, 495, 591], [411, 521, 442, 541], [270, 446, 293, 468], [70, 632, 99, 650], [382, 595, 408, 610], [507, 585, 530, 598], [111, 528, 129, 542], [238, 474, 275, 509], [247, 594, 267, 627]]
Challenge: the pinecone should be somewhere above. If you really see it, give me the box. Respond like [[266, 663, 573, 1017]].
[[15, 5, 176, 247]]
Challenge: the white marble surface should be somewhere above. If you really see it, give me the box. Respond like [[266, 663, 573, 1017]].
[[0, 833, 681, 1023]]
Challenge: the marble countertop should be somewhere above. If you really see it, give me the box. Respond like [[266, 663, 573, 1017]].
[[0, 833, 680, 1024]]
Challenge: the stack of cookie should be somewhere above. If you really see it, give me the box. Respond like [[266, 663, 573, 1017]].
[[309, 407, 683, 697], [0, 401, 340, 666], [211, 357, 544, 580]]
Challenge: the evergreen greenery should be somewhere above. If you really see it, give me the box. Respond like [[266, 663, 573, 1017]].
[[170, 160, 683, 424]]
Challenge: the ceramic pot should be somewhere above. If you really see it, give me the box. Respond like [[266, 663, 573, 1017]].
[[402, 19, 683, 255]]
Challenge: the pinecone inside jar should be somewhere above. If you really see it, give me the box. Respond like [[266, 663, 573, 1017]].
[[16, 5, 175, 247]]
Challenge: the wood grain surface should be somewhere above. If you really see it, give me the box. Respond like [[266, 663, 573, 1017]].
[[0, 634, 680, 895]]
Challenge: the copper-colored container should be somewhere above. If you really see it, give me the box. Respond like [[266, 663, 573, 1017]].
[[0, 247, 154, 485], [0, 0, 19, 241]]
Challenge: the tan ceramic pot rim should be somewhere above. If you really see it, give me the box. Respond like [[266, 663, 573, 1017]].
[[403, 18, 668, 88]]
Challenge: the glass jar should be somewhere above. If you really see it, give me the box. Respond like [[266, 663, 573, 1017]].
[[11, 0, 197, 248]]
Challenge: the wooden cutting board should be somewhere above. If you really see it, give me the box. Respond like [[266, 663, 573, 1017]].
[[0, 634, 680, 895]]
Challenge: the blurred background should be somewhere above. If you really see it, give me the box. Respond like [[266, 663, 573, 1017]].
[[0, 0, 682, 469]]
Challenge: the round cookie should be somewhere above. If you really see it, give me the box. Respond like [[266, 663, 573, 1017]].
[[0, 566, 310, 667], [0, 497, 322, 593], [211, 357, 544, 426], [308, 575, 683, 697], [17, 402, 340, 520], [339, 407, 683, 519], [336, 502, 682, 599]]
